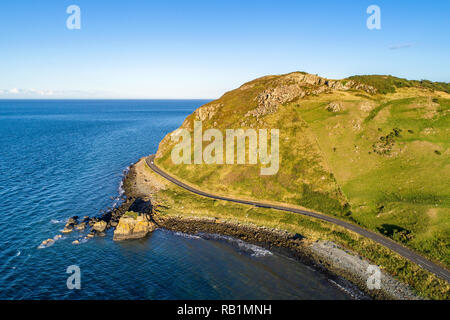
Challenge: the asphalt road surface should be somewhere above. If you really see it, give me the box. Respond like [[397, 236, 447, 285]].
[[146, 155, 450, 283]]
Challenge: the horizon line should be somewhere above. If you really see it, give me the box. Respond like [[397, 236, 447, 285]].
[[0, 98, 215, 101]]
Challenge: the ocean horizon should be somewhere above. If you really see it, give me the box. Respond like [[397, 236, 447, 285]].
[[0, 99, 355, 299]]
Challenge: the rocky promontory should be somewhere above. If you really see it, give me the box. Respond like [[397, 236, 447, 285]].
[[113, 211, 156, 241]]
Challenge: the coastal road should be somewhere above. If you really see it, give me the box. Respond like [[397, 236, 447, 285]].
[[146, 155, 450, 283]]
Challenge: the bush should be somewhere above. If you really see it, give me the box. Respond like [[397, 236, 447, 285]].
[[346, 75, 450, 94], [123, 211, 138, 219]]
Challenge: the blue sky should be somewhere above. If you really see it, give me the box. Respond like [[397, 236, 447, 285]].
[[0, 0, 449, 98]]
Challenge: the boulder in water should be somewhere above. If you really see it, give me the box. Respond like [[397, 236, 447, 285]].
[[75, 223, 86, 230], [92, 221, 107, 232], [41, 238, 55, 246], [113, 212, 156, 241]]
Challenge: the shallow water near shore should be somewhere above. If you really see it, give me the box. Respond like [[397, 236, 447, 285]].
[[0, 100, 354, 299]]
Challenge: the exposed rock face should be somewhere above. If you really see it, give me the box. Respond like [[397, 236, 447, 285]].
[[67, 217, 77, 224], [75, 222, 86, 230], [195, 103, 223, 121], [244, 73, 376, 119], [41, 238, 55, 246], [62, 216, 78, 233], [61, 227, 73, 234], [360, 101, 375, 112], [326, 102, 343, 112], [113, 213, 156, 241], [92, 221, 107, 232], [154, 71, 378, 160], [247, 84, 307, 118]]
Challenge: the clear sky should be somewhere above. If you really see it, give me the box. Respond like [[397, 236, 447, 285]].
[[0, 0, 449, 99]]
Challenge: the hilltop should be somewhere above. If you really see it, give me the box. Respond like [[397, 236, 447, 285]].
[[155, 71, 449, 263], [125, 72, 450, 299]]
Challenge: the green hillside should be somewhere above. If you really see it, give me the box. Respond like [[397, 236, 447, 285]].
[[155, 72, 450, 267]]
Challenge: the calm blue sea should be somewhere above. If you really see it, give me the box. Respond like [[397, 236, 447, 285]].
[[0, 100, 353, 300]]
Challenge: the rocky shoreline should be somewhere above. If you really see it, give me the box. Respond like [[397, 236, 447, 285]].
[[155, 215, 420, 300], [127, 159, 421, 299], [39, 185, 156, 246], [44, 159, 421, 300]]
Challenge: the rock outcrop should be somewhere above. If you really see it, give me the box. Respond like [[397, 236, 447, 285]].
[[195, 102, 223, 121], [326, 102, 343, 112], [41, 238, 55, 246], [61, 227, 73, 234], [244, 72, 376, 119], [246, 84, 307, 118], [62, 216, 78, 233], [92, 221, 107, 232], [113, 212, 156, 241]]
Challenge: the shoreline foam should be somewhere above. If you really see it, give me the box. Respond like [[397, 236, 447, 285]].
[[109, 158, 422, 300]]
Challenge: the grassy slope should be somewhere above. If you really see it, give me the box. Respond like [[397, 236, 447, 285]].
[[293, 91, 450, 266], [155, 72, 450, 268], [143, 161, 449, 299]]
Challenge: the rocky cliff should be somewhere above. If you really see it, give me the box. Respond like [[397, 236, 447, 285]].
[[113, 211, 156, 241], [154, 71, 450, 268]]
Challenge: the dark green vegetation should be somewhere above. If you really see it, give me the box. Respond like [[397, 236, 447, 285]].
[[371, 128, 402, 155], [347, 75, 450, 94], [123, 211, 138, 219]]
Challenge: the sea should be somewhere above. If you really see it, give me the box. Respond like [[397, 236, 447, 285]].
[[0, 99, 356, 299]]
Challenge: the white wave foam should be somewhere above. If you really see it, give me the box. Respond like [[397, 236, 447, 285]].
[[199, 233, 273, 257], [328, 279, 366, 300], [118, 180, 125, 197], [173, 231, 202, 240], [37, 234, 64, 249], [50, 219, 63, 224], [164, 229, 273, 258], [305, 265, 316, 272], [110, 165, 131, 208], [37, 241, 54, 249]]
